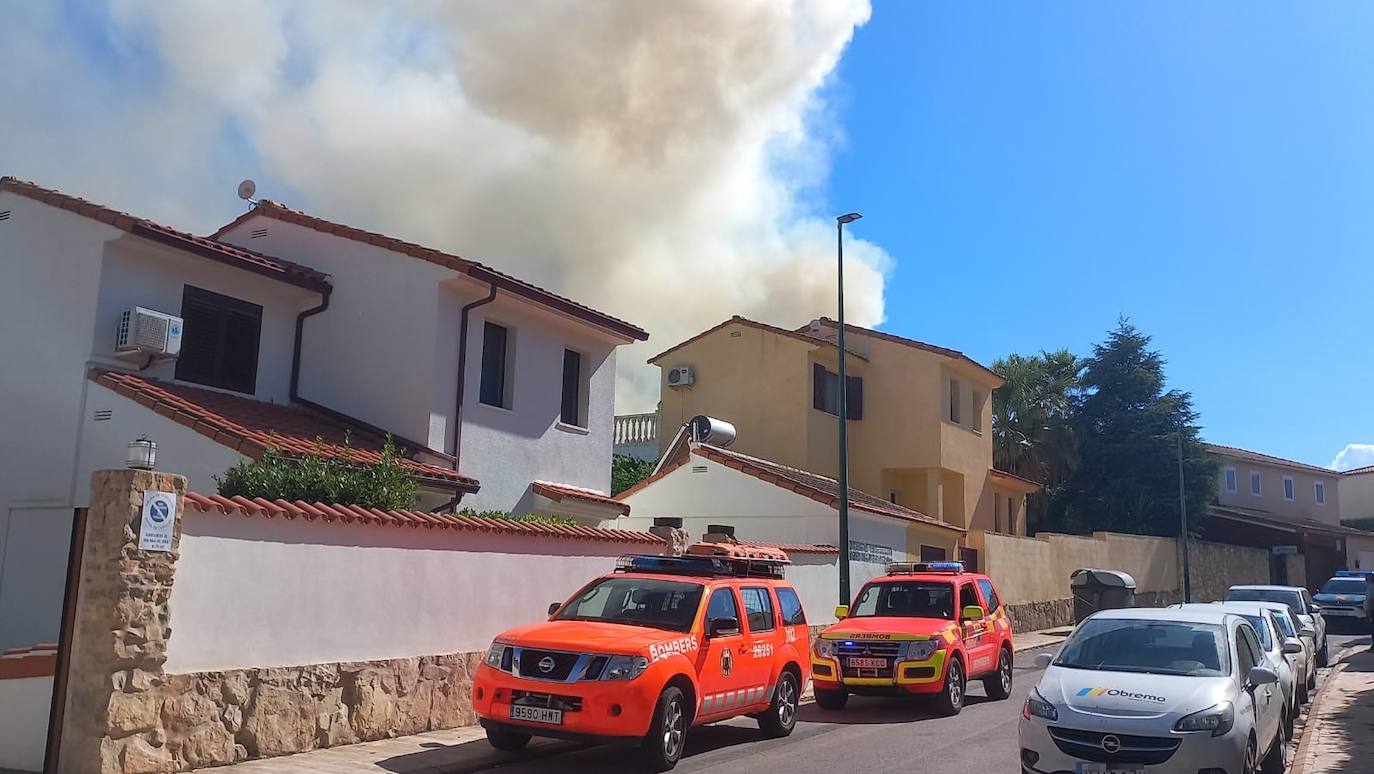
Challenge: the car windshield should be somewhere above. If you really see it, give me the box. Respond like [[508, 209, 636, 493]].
[[554, 577, 704, 633], [1054, 618, 1231, 677], [1239, 614, 1272, 649], [1227, 588, 1303, 616], [1320, 578, 1366, 595], [851, 581, 955, 619]]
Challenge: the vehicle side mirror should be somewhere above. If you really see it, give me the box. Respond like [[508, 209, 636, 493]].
[[1311, 604, 1323, 614], [547, 602, 561, 616], [708, 616, 740, 638], [1248, 666, 1279, 687], [834, 604, 849, 619], [962, 605, 986, 621], [1299, 625, 1316, 637], [1034, 652, 1054, 669], [1282, 638, 1303, 655]]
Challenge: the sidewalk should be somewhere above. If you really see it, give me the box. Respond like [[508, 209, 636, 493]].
[[1294, 646, 1374, 774], [195, 626, 1072, 773]]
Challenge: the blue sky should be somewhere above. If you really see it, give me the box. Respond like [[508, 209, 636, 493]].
[[825, 2, 1373, 469]]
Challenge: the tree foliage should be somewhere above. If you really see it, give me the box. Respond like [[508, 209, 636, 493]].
[[216, 435, 419, 510], [458, 508, 578, 526], [612, 453, 655, 495], [1048, 320, 1217, 536], [992, 349, 1083, 528]]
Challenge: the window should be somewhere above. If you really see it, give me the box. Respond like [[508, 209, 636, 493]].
[[1224, 467, 1237, 494], [920, 545, 947, 562], [1007, 496, 1017, 533], [1250, 470, 1262, 496], [959, 582, 979, 616], [560, 349, 585, 426], [948, 378, 961, 423], [1055, 620, 1229, 677], [479, 322, 510, 408], [811, 363, 862, 418], [175, 286, 262, 394], [852, 581, 954, 619], [1316, 480, 1327, 505], [971, 390, 984, 432], [994, 496, 1002, 534], [976, 579, 1001, 615], [776, 587, 807, 626], [553, 578, 703, 633], [705, 588, 741, 631], [1283, 476, 1295, 501], [1236, 625, 1261, 677], [740, 587, 775, 632]]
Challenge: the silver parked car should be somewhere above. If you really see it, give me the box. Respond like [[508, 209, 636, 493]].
[[1020, 608, 1286, 774], [1226, 584, 1327, 666]]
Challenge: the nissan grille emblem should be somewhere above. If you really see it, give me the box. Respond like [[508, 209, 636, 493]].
[[538, 656, 556, 674], [1101, 735, 1122, 754]]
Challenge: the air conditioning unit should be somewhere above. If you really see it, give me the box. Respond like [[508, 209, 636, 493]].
[[667, 365, 695, 388], [116, 307, 183, 358]]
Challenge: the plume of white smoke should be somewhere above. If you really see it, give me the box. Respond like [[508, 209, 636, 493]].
[[1332, 444, 1374, 472], [0, 0, 889, 410]]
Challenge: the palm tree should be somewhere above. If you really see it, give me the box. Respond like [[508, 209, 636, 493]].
[[992, 349, 1082, 527]]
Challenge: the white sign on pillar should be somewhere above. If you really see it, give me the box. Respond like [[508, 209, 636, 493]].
[[138, 490, 177, 551]]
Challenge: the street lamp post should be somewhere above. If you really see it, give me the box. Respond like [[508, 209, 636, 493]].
[[1177, 424, 1192, 602], [836, 212, 862, 607]]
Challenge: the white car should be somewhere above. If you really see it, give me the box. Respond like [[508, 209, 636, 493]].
[[1173, 602, 1303, 737], [1226, 584, 1327, 667], [1020, 608, 1286, 774], [1254, 601, 1316, 702]]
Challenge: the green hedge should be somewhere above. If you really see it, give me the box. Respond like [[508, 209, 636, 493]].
[[215, 435, 418, 510]]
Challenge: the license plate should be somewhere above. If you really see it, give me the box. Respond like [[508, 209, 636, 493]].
[[510, 705, 563, 725], [1074, 765, 1145, 774], [846, 657, 888, 669]]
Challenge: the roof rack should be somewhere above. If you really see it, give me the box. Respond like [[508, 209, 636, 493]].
[[885, 561, 965, 576], [615, 551, 788, 580]]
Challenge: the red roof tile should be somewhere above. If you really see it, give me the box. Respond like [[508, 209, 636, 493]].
[[805, 318, 1003, 385], [89, 369, 478, 491], [739, 541, 839, 555], [0, 177, 331, 293], [1204, 443, 1336, 477], [0, 644, 57, 680], [211, 201, 648, 342], [532, 481, 630, 515], [1344, 465, 1374, 477], [648, 316, 869, 365], [185, 492, 662, 544]]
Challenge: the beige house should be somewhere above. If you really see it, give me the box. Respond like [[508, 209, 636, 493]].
[[1339, 465, 1374, 522], [650, 316, 1037, 538]]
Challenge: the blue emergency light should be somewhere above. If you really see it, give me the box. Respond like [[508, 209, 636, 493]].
[[615, 554, 786, 579], [885, 560, 965, 575]]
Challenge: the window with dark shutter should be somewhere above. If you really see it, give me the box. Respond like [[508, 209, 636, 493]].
[[174, 286, 262, 394], [812, 363, 861, 419], [561, 349, 583, 426], [479, 322, 509, 408], [846, 375, 863, 419]]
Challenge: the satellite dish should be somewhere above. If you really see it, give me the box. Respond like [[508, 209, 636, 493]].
[[236, 179, 257, 201]]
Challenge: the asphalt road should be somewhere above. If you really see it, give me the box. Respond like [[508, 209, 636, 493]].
[[476, 633, 1368, 774]]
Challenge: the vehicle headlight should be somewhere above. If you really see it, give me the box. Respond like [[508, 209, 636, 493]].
[[1022, 687, 1058, 721], [903, 640, 939, 661], [814, 639, 836, 659], [602, 655, 649, 681], [1174, 701, 1234, 737], [485, 640, 511, 669]]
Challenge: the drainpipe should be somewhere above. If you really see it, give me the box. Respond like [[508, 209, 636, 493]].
[[290, 289, 332, 402], [453, 281, 499, 474]]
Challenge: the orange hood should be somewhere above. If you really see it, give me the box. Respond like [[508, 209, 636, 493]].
[[820, 616, 958, 641], [497, 620, 701, 655]]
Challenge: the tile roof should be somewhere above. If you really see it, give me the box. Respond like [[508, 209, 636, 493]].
[[990, 468, 1042, 491], [1342, 465, 1374, 477], [0, 643, 58, 680], [532, 481, 630, 515], [741, 541, 840, 555], [210, 201, 648, 342], [648, 316, 869, 364], [185, 492, 661, 544], [1208, 504, 1372, 538], [0, 177, 331, 293], [806, 318, 1003, 385], [1204, 443, 1336, 477], [90, 369, 478, 491]]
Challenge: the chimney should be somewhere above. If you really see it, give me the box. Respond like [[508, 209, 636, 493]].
[[650, 517, 689, 557]]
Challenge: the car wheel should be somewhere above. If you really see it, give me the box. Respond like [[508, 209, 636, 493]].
[[1317, 639, 1329, 667], [982, 647, 1013, 700], [814, 687, 848, 710], [640, 686, 688, 772], [758, 670, 800, 737], [485, 724, 532, 752], [933, 657, 965, 716], [1242, 736, 1258, 774], [1297, 678, 1309, 705], [1260, 718, 1288, 774]]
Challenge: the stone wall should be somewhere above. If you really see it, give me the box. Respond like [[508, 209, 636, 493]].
[[1187, 540, 1271, 603]]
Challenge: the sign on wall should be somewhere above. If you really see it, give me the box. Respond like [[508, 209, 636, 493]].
[[848, 540, 893, 564], [139, 491, 177, 552]]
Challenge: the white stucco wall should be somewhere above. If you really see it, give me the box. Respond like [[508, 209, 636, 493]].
[[164, 510, 644, 673], [0, 508, 73, 651], [0, 675, 52, 772]]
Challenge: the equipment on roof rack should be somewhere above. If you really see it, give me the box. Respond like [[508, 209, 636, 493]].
[[885, 561, 964, 576], [616, 544, 789, 580]]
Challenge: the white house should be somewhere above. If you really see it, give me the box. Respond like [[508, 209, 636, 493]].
[[0, 176, 645, 650]]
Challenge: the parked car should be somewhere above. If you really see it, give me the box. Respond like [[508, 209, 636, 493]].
[[1256, 601, 1316, 702], [1020, 608, 1287, 774], [1226, 584, 1327, 666], [1313, 572, 1371, 632], [1172, 602, 1303, 737], [811, 561, 1015, 716], [471, 543, 810, 771]]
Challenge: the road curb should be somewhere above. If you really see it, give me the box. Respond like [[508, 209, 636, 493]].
[[1289, 645, 1360, 774]]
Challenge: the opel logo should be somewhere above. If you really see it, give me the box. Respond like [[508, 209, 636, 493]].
[[1101, 735, 1122, 754], [538, 656, 556, 674]]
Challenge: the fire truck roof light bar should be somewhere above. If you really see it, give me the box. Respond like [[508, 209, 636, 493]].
[[615, 555, 787, 580], [885, 561, 965, 576]]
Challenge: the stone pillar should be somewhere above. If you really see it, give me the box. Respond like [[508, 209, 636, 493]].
[[59, 469, 186, 774], [649, 517, 690, 556]]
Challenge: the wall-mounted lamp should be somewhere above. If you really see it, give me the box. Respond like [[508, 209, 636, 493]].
[[126, 437, 157, 470]]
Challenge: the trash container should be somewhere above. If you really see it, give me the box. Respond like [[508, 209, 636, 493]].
[[1070, 568, 1137, 624]]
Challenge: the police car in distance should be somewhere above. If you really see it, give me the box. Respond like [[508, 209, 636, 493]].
[[1313, 571, 1372, 631], [1020, 608, 1286, 774]]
